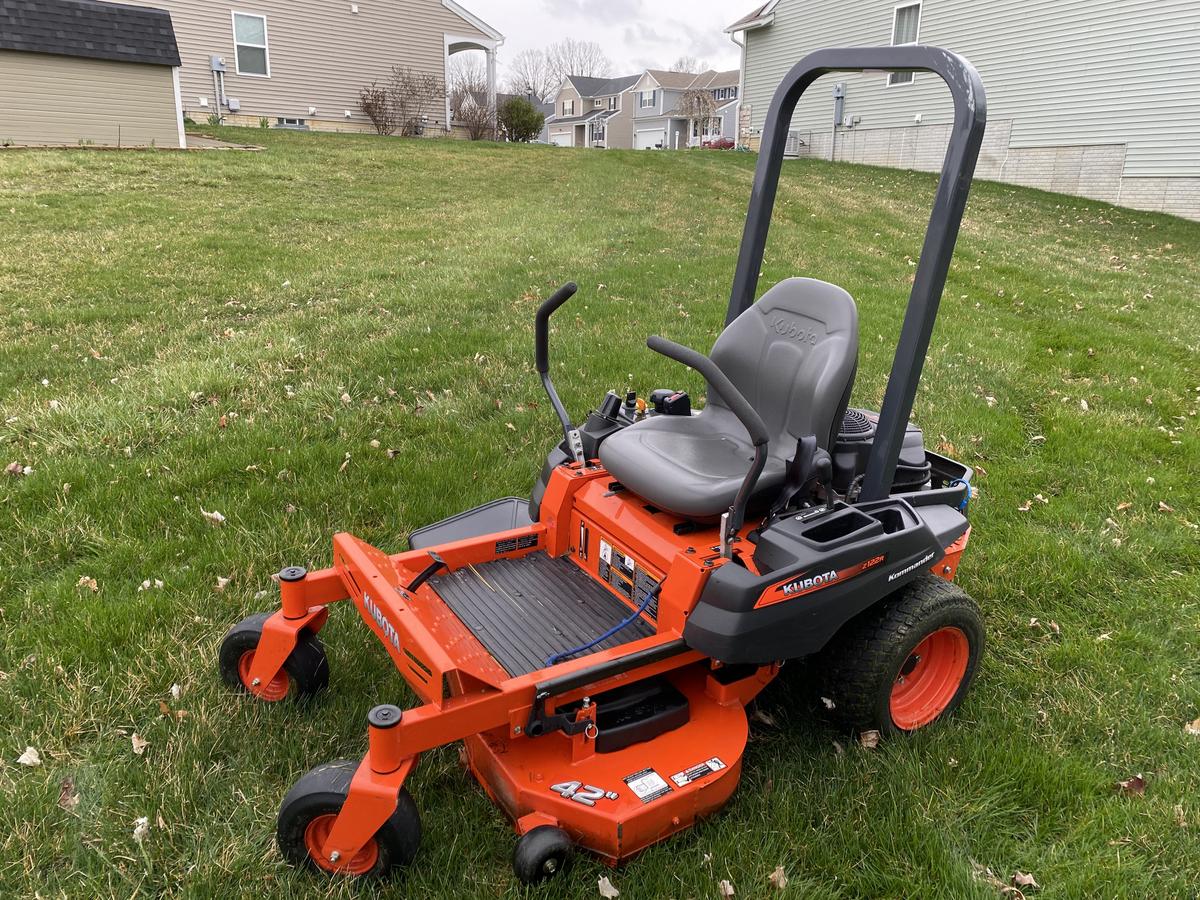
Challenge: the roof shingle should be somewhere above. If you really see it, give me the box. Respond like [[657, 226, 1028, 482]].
[[0, 0, 180, 67]]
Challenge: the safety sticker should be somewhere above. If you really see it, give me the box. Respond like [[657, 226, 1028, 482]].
[[670, 757, 727, 787], [495, 533, 537, 555], [599, 539, 613, 565], [623, 768, 672, 804]]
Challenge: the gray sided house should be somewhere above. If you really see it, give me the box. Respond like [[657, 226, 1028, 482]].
[[729, 0, 1200, 220], [546, 74, 640, 148], [121, 0, 501, 134], [0, 0, 185, 148], [630, 69, 740, 150]]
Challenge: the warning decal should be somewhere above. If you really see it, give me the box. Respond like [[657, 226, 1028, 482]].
[[670, 757, 727, 788], [623, 768, 672, 804]]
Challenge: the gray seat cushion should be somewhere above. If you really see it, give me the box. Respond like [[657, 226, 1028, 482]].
[[599, 277, 858, 520]]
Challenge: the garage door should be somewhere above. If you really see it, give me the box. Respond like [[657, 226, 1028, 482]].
[[635, 129, 664, 150], [549, 131, 572, 147]]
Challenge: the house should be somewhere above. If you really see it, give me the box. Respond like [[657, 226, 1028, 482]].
[[0, 0, 185, 148], [121, 0, 502, 135], [546, 68, 740, 150], [630, 69, 740, 150], [545, 74, 640, 148], [727, 0, 1200, 221]]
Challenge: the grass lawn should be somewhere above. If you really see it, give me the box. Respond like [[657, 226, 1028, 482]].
[[1, 127, 1197, 899]]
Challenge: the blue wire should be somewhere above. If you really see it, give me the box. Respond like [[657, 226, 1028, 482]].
[[949, 478, 970, 512], [545, 579, 664, 668]]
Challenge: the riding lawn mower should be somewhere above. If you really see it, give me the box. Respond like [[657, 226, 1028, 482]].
[[218, 45, 988, 883]]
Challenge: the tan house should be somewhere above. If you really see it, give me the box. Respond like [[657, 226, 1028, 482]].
[[545, 74, 640, 148], [122, 0, 502, 134], [0, 0, 186, 149]]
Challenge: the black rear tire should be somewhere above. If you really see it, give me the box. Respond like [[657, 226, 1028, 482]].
[[277, 759, 421, 878], [816, 575, 984, 736], [513, 825, 573, 885], [218, 612, 329, 701]]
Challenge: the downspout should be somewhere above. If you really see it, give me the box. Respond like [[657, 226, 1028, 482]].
[[729, 29, 745, 147]]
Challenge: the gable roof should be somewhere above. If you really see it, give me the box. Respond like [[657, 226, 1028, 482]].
[[566, 73, 640, 98], [726, 1, 778, 33], [0, 0, 180, 66], [643, 69, 742, 92]]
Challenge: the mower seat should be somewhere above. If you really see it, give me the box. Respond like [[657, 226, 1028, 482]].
[[598, 278, 858, 520]]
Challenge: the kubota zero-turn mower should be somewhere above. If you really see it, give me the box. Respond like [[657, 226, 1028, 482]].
[[219, 46, 988, 883]]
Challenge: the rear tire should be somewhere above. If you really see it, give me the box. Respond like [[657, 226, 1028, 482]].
[[277, 759, 421, 878], [817, 575, 984, 736], [218, 612, 329, 702]]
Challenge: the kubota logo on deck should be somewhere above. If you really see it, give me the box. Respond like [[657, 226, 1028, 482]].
[[363, 592, 401, 651], [755, 554, 886, 609]]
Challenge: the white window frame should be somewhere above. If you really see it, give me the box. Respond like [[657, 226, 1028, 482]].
[[564, 99, 575, 116], [640, 90, 656, 109], [594, 98, 603, 108], [887, 1, 920, 87], [231, 10, 270, 78]]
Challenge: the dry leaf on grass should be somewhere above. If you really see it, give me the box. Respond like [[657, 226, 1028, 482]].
[[214, 576, 231, 592], [718, 879, 736, 897], [170, 683, 182, 700], [1116, 774, 1146, 796], [859, 730, 881, 749], [1013, 870, 1040, 890], [820, 696, 836, 709], [1185, 718, 1200, 736], [597, 875, 620, 898], [17, 746, 41, 766], [750, 708, 778, 728], [58, 776, 79, 811], [768, 865, 789, 890], [76, 576, 98, 593], [132, 816, 150, 844], [200, 507, 226, 526], [1159, 500, 1175, 513], [5, 461, 31, 477], [131, 733, 149, 755]]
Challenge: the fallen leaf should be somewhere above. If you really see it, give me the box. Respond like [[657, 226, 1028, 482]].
[[718, 879, 735, 898], [369, 439, 381, 449], [133, 816, 150, 843], [158, 700, 171, 717], [1116, 774, 1146, 796], [214, 575, 231, 592], [1080, 399, 1089, 411], [218, 414, 227, 429], [5, 461, 31, 477], [17, 746, 41, 766], [598, 875, 620, 898], [131, 733, 149, 755], [859, 730, 881, 749], [820, 696, 836, 710], [768, 865, 788, 890], [340, 392, 352, 404], [170, 683, 182, 700], [1175, 804, 1187, 827], [1018, 501, 1032, 512], [58, 776, 79, 811], [750, 708, 777, 728], [1013, 870, 1039, 890], [832, 739, 844, 755], [1184, 718, 1200, 736], [1158, 501, 1175, 513], [200, 507, 226, 526], [76, 576, 98, 593], [339, 452, 351, 473]]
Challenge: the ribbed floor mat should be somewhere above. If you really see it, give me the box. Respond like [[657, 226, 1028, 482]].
[[431, 553, 655, 677]]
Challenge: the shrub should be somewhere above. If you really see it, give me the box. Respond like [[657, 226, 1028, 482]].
[[259, 117, 270, 129], [498, 97, 545, 143], [359, 81, 396, 135]]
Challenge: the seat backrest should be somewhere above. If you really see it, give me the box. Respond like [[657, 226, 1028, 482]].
[[708, 277, 858, 452]]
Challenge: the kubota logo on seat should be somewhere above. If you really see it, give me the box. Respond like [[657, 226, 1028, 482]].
[[363, 592, 401, 651], [770, 315, 820, 345], [755, 554, 886, 609]]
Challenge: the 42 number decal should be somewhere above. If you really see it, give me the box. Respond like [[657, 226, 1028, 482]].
[[550, 781, 619, 806]]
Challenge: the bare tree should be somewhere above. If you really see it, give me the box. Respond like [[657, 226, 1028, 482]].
[[676, 88, 718, 147], [390, 66, 446, 136], [545, 38, 611, 82], [457, 100, 496, 140], [505, 48, 556, 102], [359, 81, 397, 135], [669, 55, 708, 74], [448, 51, 487, 119]]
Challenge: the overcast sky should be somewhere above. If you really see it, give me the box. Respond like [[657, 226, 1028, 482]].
[[468, 0, 746, 81]]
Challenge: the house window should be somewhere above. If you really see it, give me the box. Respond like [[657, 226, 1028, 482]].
[[564, 99, 575, 115], [591, 121, 605, 143], [888, 2, 921, 85], [608, 95, 618, 111], [594, 98, 603, 108], [640, 90, 656, 108], [232, 11, 269, 76], [276, 117, 306, 129]]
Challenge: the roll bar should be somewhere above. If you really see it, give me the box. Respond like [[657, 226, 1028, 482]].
[[726, 46, 987, 503]]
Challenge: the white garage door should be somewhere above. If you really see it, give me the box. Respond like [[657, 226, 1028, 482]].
[[549, 131, 572, 147], [635, 128, 664, 150]]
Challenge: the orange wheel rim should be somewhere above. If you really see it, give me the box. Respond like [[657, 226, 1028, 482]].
[[303, 813, 379, 875], [889, 627, 970, 730], [237, 649, 290, 701]]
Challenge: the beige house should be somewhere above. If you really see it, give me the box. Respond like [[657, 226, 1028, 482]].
[[0, 0, 186, 149], [122, 0, 502, 134], [545, 74, 640, 148]]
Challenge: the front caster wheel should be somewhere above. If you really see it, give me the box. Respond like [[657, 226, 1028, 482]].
[[218, 612, 328, 702], [818, 575, 984, 737], [277, 760, 421, 878], [513, 825, 573, 885]]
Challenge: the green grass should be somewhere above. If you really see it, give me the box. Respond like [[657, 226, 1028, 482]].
[[0, 127, 1197, 899]]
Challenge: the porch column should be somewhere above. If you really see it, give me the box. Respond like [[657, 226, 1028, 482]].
[[486, 47, 497, 111]]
